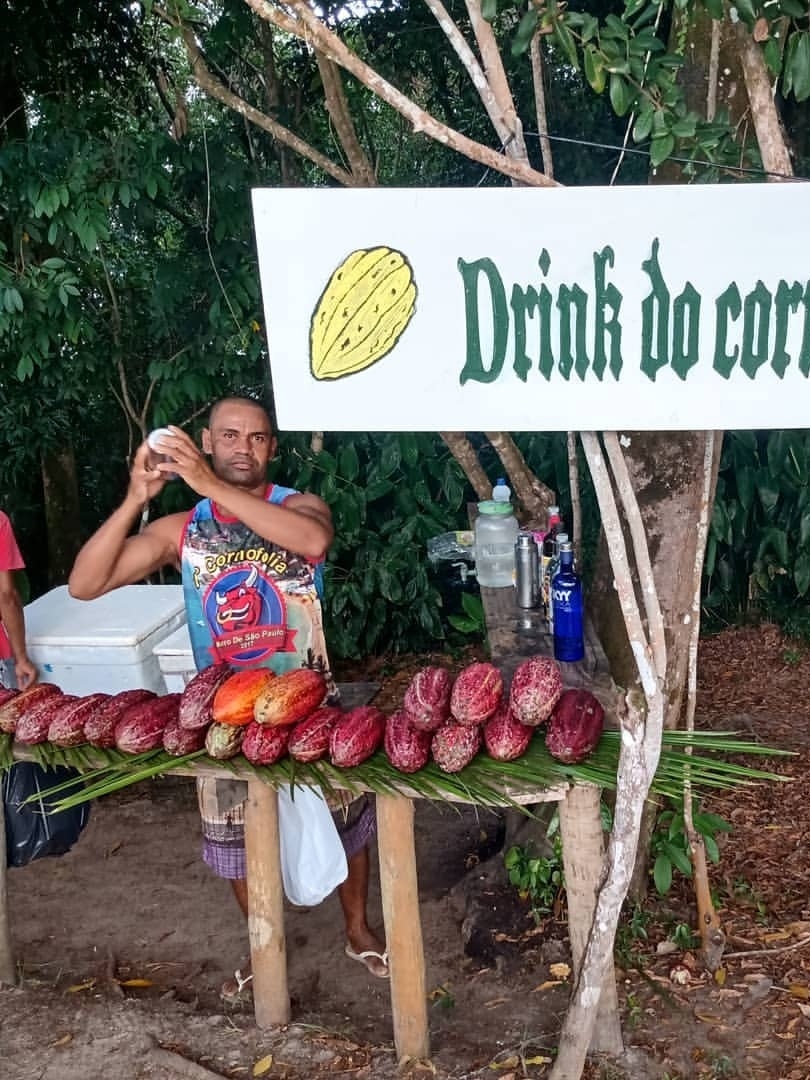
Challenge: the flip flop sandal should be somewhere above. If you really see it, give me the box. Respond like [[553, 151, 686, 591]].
[[344, 944, 390, 979], [220, 968, 254, 1002]]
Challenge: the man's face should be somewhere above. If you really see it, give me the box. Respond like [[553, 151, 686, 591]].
[[202, 402, 277, 490]]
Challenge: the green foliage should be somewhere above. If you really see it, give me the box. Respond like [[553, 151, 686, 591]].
[[504, 843, 564, 921], [650, 803, 731, 896], [272, 432, 474, 659], [447, 592, 487, 638], [704, 432, 810, 623]]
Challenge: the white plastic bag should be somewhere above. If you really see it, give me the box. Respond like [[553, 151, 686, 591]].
[[278, 784, 348, 906]]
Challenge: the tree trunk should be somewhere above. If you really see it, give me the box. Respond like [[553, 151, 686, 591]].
[[588, 432, 722, 898], [41, 445, 83, 587]]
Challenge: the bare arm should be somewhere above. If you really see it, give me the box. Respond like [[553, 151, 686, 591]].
[[154, 429, 334, 560], [69, 442, 186, 601], [0, 571, 36, 688]]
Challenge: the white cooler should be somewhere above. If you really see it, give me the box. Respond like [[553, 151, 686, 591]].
[[152, 623, 196, 693], [24, 585, 186, 696]]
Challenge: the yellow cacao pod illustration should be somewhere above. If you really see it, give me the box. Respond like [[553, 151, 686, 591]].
[[310, 246, 417, 380]]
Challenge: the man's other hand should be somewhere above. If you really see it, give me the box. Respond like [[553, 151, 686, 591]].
[[14, 655, 37, 689]]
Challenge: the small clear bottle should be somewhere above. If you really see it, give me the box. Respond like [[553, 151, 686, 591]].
[[474, 501, 519, 588]]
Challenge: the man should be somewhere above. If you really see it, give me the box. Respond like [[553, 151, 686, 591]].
[[68, 397, 388, 994], [0, 510, 37, 690]]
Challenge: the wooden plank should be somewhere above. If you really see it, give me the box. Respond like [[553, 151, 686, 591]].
[[0, 793, 15, 985], [558, 783, 622, 1055], [376, 794, 430, 1063], [244, 778, 289, 1028]]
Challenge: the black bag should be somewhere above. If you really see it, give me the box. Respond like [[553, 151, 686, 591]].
[[3, 762, 90, 868]]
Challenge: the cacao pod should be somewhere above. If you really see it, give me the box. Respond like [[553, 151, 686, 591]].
[[310, 247, 417, 381], [329, 705, 385, 767], [212, 669, 274, 727], [242, 720, 291, 765], [450, 662, 503, 726], [0, 683, 61, 734], [0, 688, 19, 708], [431, 721, 481, 773], [483, 704, 534, 762], [48, 693, 111, 747], [288, 706, 342, 763], [402, 666, 452, 732], [205, 721, 244, 760], [163, 718, 207, 756], [84, 689, 157, 748], [509, 656, 563, 727], [15, 695, 76, 745], [545, 689, 604, 764], [384, 710, 431, 773], [115, 694, 180, 754], [178, 662, 233, 730], [253, 668, 327, 727]]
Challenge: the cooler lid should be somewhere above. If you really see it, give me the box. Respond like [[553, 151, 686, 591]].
[[24, 585, 186, 648], [152, 622, 193, 656]]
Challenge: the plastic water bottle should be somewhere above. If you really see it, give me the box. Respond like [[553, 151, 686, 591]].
[[552, 541, 584, 662], [492, 478, 511, 504], [474, 501, 519, 587]]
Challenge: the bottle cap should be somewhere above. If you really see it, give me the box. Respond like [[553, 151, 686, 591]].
[[478, 500, 514, 515], [559, 541, 574, 553], [556, 532, 569, 544], [516, 533, 536, 548]]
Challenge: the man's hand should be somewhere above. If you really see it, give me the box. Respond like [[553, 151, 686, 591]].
[[128, 441, 171, 505], [152, 427, 219, 497], [14, 654, 36, 690]]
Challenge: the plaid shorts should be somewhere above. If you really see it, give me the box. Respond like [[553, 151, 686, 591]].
[[196, 777, 376, 881]]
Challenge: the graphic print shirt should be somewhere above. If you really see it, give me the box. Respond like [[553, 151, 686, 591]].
[[180, 485, 336, 697]]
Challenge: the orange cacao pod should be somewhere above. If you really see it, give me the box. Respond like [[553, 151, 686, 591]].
[[253, 668, 327, 727], [212, 669, 274, 726]]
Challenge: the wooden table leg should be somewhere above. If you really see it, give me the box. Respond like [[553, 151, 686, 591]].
[[244, 778, 289, 1029], [559, 783, 622, 1055], [376, 794, 429, 1063], [0, 793, 15, 985]]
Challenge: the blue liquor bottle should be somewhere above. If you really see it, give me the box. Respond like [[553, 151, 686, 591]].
[[552, 541, 585, 662]]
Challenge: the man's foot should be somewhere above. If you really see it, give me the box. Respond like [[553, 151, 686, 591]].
[[220, 964, 253, 1002], [345, 929, 389, 978]]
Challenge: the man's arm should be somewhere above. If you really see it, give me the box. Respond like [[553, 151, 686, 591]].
[[69, 442, 186, 601], [154, 430, 334, 560], [0, 571, 36, 688]]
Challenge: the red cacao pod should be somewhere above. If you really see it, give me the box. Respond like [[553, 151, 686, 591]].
[[384, 710, 431, 773], [163, 718, 207, 756], [242, 720, 291, 765], [48, 693, 111, 747], [431, 720, 481, 773], [0, 683, 61, 734], [403, 667, 452, 731], [178, 663, 233, 730], [509, 656, 563, 727], [483, 703, 534, 762], [545, 689, 604, 764], [212, 669, 274, 726], [15, 695, 76, 745], [84, 689, 157, 748], [253, 668, 327, 727], [115, 694, 180, 754], [329, 706, 385, 767], [288, 706, 342, 763], [0, 688, 19, 709], [450, 662, 503, 726]]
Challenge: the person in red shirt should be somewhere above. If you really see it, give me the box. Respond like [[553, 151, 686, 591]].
[[0, 511, 37, 690]]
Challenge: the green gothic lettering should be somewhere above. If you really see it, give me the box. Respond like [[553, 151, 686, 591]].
[[671, 284, 700, 381], [772, 281, 803, 377], [458, 257, 509, 385], [593, 247, 622, 380], [640, 239, 669, 381], [740, 281, 771, 379], [713, 283, 741, 379], [557, 284, 589, 380]]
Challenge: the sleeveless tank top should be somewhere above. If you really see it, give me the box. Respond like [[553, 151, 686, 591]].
[[179, 484, 335, 696]]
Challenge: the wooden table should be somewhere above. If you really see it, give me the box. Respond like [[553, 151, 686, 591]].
[[0, 658, 623, 1064]]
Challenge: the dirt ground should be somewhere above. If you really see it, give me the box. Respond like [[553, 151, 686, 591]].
[[3, 626, 810, 1079]]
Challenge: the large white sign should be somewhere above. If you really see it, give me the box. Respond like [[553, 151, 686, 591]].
[[251, 185, 810, 431]]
